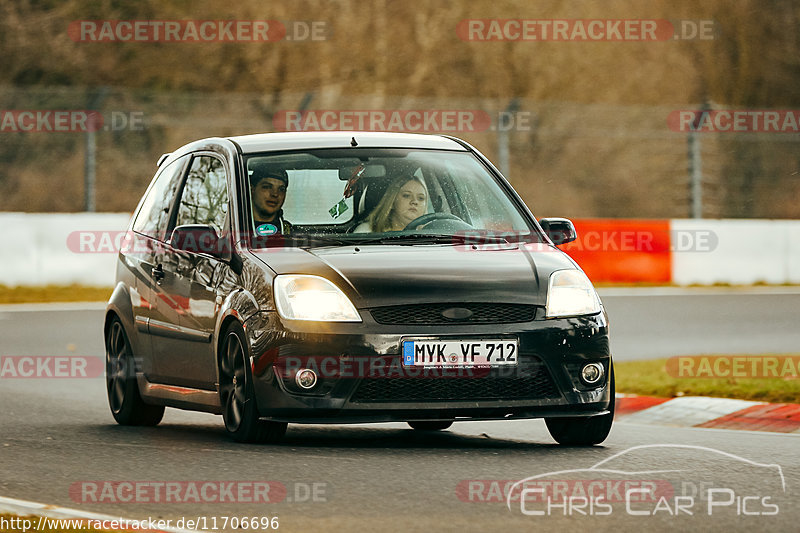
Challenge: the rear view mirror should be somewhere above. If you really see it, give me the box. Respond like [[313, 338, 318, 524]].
[[338, 164, 386, 180], [539, 218, 577, 245]]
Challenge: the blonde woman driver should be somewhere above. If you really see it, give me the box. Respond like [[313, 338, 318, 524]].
[[354, 176, 429, 232]]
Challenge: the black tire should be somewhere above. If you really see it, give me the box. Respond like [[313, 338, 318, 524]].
[[545, 363, 615, 446], [408, 420, 454, 431], [219, 322, 287, 443], [105, 317, 164, 426]]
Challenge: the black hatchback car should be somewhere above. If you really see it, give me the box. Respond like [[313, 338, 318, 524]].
[[104, 131, 614, 445]]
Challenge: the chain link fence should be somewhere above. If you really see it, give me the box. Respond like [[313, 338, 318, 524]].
[[1, 85, 798, 218]]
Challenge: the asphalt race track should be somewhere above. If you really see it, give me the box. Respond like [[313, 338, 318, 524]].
[[599, 287, 800, 360], [2, 287, 799, 361], [1, 288, 799, 532]]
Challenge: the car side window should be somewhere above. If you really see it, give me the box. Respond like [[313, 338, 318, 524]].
[[175, 155, 229, 235], [132, 156, 187, 241]]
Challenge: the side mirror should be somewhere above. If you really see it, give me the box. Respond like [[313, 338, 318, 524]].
[[539, 218, 577, 245], [170, 224, 227, 257]]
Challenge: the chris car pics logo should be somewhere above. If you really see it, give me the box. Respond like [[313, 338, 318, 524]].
[[504, 445, 785, 517]]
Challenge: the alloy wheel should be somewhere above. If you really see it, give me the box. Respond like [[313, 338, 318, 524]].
[[220, 331, 248, 432]]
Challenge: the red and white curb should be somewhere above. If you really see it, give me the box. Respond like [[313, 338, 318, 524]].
[[0, 495, 197, 533], [615, 394, 800, 433]]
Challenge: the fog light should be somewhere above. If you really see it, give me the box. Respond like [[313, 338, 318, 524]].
[[295, 368, 318, 390], [580, 363, 604, 385]]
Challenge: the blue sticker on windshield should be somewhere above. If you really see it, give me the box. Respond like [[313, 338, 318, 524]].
[[255, 224, 278, 236]]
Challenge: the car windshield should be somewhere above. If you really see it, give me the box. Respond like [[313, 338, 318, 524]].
[[244, 148, 540, 247]]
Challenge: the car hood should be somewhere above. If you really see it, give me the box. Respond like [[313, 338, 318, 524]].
[[250, 243, 578, 308]]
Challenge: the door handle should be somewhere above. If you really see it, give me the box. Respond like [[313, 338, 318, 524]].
[[151, 264, 165, 283]]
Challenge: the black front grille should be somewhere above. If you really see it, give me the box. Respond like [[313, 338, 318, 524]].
[[370, 303, 537, 325], [349, 362, 559, 403]]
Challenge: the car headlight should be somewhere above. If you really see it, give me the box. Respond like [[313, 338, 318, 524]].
[[273, 274, 361, 322], [545, 269, 602, 318]]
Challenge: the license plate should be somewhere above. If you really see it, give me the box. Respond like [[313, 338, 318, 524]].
[[402, 339, 518, 367]]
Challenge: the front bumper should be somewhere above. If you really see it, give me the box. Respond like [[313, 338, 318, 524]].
[[243, 309, 612, 423]]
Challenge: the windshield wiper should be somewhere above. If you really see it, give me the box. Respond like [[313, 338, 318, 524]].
[[351, 233, 511, 246], [295, 235, 360, 248], [254, 235, 357, 249], [257, 233, 528, 249]]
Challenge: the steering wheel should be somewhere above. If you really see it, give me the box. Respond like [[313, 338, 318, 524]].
[[404, 212, 465, 230]]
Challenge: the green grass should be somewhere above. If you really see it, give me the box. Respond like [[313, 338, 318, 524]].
[[1, 282, 796, 304], [616, 357, 800, 404], [593, 281, 800, 288], [0, 285, 112, 304]]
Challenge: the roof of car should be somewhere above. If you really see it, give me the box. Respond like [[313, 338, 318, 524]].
[[227, 131, 468, 154]]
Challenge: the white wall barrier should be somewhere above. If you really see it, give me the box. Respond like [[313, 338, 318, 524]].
[[0, 212, 131, 287], [0, 213, 799, 287], [671, 219, 800, 285]]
